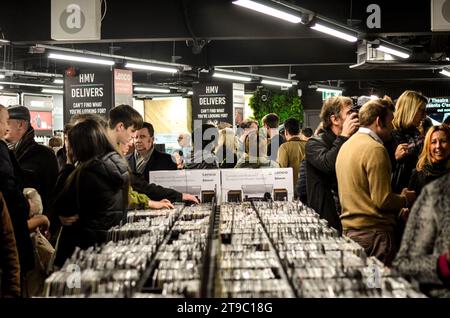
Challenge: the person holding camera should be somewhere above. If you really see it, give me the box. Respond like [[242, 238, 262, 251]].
[[305, 96, 359, 233]]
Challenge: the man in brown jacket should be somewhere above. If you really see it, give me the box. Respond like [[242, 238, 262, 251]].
[[0, 192, 21, 297], [336, 98, 416, 266], [277, 118, 306, 195]]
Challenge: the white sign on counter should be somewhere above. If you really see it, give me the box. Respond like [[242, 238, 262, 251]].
[[220, 168, 293, 202], [149, 170, 221, 203]]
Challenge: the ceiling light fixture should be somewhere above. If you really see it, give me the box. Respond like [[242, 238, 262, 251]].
[[261, 79, 293, 87], [48, 52, 115, 66], [0, 81, 63, 88], [53, 79, 64, 84], [439, 68, 450, 77], [310, 21, 358, 42], [316, 84, 343, 94], [0, 74, 5, 79], [212, 71, 252, 82], [0, 86, 3, 90], [372, 39, 411, 59], [232, 0, 301, 24], [134, 87, 171, 93], [41, 88, 64, 94], [187, 91, 193, 95], [0, 39, 10, 44], [125, 62, 178, 74]]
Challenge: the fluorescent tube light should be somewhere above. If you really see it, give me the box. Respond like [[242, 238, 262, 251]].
[[0, 81, 62, 88], [125, 62, 178, 74], [53, 79, 64, 84], [310, 22, 358, 42], [440, 68, 450, 77], [261, 79, 293, 87], [42, 89, 64, 94], [0, 39, 10, 44], [0, 86, 3, 90], [48, 53, 115, 66], [187, 91, 193, 95], [0, 74, 5, 79], [376, 45, 410, 59], [213, 72, 252, 82], [232, 0, 301, 24], [134, 87, 170, 93], [316, 87, 343, 94]]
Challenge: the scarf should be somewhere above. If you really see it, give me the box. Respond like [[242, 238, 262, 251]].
[[422, 161, 449, 177]]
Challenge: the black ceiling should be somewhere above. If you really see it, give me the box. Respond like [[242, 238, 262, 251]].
[[1, 0, 450, 96]]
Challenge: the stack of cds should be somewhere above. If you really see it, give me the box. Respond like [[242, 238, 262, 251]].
[[149, 204, 213, 297], [43, 206, 182, 297], [217, 203, 295, 297], [252, 201, 425, 298]]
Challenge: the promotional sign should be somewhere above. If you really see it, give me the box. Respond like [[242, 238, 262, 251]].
[[64, 69, 113, 124], [23, 94, 53, 111], [30, 111, 53, 131], [426, 97, 450, 124], [192, 82, 233, 127], [51, 0, 101, 40], [221, 168, 293, 202], [113, 69, 133, 106], [149, 170, 221, 203]]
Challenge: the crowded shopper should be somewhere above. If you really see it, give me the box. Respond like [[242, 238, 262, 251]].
[[386, 90, 428, 193], [235, 130, 279, 168], [0, 192, 20, 298], [127, 122, 177, 182], [393, 174, 450, 297], [305, 96, 359, 233], [277, 118, 306, 195], [336, 98, 416, 266], [106, 105, 198, 204], [215, 127, 238, 168], [0, 104, 34, 292], [262, 113, 284, 161], [185, 123, 219, 169], [52, 119, 130, 267], [5, 105, 58, 217], [408, 124, 450, 196]]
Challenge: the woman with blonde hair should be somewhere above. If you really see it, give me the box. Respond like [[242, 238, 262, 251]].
[[215, 127, 238, 168], [387, 90, 428, 193], [408, 125, 450, 197]]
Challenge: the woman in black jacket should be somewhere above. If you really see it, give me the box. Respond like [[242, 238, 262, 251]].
[[408, 124, 450, 197], [386, 90, 428, 193], [52, 119, 129, 267]]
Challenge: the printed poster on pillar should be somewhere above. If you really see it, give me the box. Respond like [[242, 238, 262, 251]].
[[64, 69, 113, 124], [192, 83, 233, 126]]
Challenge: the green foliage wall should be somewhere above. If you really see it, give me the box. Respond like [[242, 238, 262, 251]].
[[248, 87, 303, 126]]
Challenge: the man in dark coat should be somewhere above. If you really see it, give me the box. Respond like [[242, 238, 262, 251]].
[[305, 96, 359, 233], [0, 105, 34, 289], [127, 122, 176, 182], [5, 105, 58, 217]]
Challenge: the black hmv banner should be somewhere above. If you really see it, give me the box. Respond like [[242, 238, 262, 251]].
[[64, 69, 113, 124], [192, 82, 233, 126]]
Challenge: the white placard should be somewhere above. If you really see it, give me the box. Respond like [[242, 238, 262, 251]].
[[51, 0, 101, 41], [221, 168, 293, 202], [149, 169, 221, 203]]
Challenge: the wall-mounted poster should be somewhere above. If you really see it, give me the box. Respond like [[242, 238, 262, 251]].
[[426, 97, 450, 125]]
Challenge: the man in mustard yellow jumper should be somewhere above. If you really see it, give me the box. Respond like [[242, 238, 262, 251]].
[[336, 98, 416, 266]]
